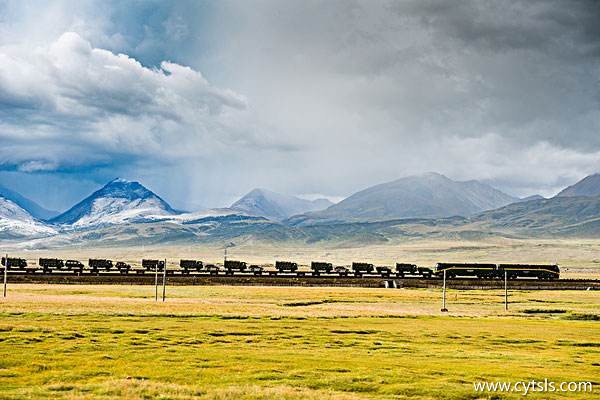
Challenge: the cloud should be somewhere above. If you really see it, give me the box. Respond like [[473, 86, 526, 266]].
[[1, 1, 600, 210], [200, 0, 600, 196], [0, 31, 248, 173]]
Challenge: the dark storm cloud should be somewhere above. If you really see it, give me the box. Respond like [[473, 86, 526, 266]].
[[201, 0, 600, 199], [0, 0, 599, 209], [406, 1, 600, 53]]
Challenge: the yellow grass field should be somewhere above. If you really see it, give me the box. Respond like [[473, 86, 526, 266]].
[[0, 283, 598, 399]]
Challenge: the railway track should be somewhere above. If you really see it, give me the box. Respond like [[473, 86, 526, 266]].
[[4, 271, 599, 290]]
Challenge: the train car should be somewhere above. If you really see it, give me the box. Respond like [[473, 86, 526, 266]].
[[180, 260, 203, 274], [65, 260, 84, 273], [497, 264, 560, 280], [115, 261, 131, 274], [39, 258, 64, 273], [89, 259, 113, 272], [142, 259, 165, 272], [435, 263, 496, 279], [334, 266, 350, 276], [395, 263, 433, 278], [1, 257, 27, 270], [311, 262, 333, 276], [224, 260, 247, 275], [275, 261, 298, 273], [352, 262, 374, 277]]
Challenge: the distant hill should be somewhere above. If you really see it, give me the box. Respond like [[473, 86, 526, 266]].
[[556, 173, 600, 197], [50, 178, 177, 228], [230, 188, 333, 221], [0, 185, 59, 220], [288, 172, 517, 225], [471, 195, 600, 235]]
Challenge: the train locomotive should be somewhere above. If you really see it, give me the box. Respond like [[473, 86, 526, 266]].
[[435, 263, 559, 280]]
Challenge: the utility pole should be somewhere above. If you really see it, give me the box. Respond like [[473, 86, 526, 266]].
[[154, 262, 159, 301], [441, 269, 448, 312], [3, 253, 7, 298], [504, 270, 508, 311], [162, 259, 167, 302]]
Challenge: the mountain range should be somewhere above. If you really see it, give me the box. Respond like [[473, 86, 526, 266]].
[[2, 172, 600, 245]]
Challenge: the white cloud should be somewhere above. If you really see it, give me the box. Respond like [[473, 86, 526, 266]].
[[0, 31, 249, 173]]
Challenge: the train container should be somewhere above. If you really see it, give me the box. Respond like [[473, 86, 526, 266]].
[[275, 261, 298, 273], [352, 262, 374, 276], [435, 263, 496, 279], [497, 264, 559, 280], [39, 258, 64, 273], [180, 260, 203, 274], [311, 262, 333, 276], [224, 260, 247, 275], [1, 257, 27, 270]]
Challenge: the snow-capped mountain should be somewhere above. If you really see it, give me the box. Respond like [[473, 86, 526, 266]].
[[50, 178, 177, 228], [0, 196, 56, 238], [0, 185, 59, 220]]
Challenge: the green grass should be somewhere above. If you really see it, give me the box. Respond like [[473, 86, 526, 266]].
[[0, 285, 598, 399]]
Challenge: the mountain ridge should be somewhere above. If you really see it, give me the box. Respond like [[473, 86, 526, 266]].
[[556, 173, 600, 197]]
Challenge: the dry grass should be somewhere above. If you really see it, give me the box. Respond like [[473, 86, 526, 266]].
[[2, 284, 599, 318]]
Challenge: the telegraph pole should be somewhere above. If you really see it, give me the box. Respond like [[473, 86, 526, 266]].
[[3, 253, 7, 298], [154, 262, 159, 301], [504, 270, 508, 311], [441, 269, 448, 312], [162, 259, 167, 302]]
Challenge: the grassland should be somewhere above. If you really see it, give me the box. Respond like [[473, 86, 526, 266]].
[[0, 284, 598, 399]]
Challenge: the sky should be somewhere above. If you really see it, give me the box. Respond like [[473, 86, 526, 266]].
[[0, 0, 599, 212]]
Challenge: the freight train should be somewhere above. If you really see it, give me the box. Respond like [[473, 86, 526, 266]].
[[0, 257, 560, 280]]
